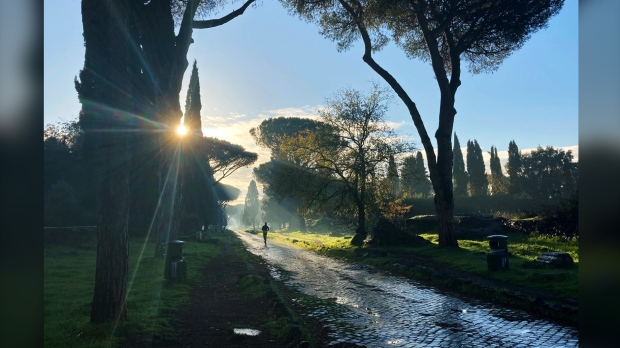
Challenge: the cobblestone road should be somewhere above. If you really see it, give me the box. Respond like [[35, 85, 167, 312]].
[[233, 230, 578, 347]]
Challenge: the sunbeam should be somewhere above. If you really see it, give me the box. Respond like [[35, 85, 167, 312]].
[[109, 140, 183, 346]]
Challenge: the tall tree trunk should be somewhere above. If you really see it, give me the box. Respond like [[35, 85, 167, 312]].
[[91, 134, 130, 323], [431, 99, 459, 247], [80, 0, 136, 323]]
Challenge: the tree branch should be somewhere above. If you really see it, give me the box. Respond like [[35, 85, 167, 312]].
[[337, 0, 438, 173], [192, 0, 256, 29]]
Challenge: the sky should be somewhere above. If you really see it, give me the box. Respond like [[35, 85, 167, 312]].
[[44, 0, 578, 205]]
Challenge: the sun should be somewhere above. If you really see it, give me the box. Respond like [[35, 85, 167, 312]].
[[177, 124, 187, 136]]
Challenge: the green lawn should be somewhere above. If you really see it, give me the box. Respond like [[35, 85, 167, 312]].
[[270, 229, 578, 299], [44, 234, 220, 347]]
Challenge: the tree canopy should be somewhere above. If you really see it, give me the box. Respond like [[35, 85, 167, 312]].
[[278, 84, 413, 244]]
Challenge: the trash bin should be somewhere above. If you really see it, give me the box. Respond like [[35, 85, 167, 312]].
[[164, 240, 185, 280], [488, 235, 508, 253], [487, 235, 508, 270]]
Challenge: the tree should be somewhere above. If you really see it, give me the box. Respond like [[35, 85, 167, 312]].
[[242, 180, 260, 229], [44, 120, 95, 225], [76, 0, 258, 323], [521, 146, 576, 202], [203, 137, 258, 183], [44, 181, 83, 227], [489, 146, 507, 195], [261, 195, 294, 230], [387, 154, 399, 198], [250, 117, 335, 161], [282, 0, 564, 247], [452, 133, 467, 197], [466, 140, 488, 196], [399, 154, 415, 198], [412, 151, 432, 197], [251, 117, 337, 232], [180, 59, 206, 233], [506, 140, 523, 195], [77, 0, 137, 323], [184, 60, 203, 137], [279, 84, 413, 245]]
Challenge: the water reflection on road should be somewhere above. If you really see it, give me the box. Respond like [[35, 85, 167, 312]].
[[233, 230, 578, 347]]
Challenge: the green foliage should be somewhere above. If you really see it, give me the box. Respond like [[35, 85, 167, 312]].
[[387, 154, 399, 198], [506, 140, 523, 195], [277, 83, 414, 237], [44, 181, 87, 227], [202, 137, 258, 182], [520, 146, 577, 202], [44, 237, 220, 347], [242, 180, 260, 228], [413, 152, 432, 197], [452, 133, 467, 197], [249, 116, 337, 161], [184, 60, 203, 136], [489, 146, 508, 195], [44, 120, 95, 226], [466, 139, 488, 196]]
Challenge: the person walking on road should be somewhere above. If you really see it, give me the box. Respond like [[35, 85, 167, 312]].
[[261, 222, 269, 246]]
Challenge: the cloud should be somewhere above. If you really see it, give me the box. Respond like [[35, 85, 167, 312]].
[[261, 105, 321, 119]]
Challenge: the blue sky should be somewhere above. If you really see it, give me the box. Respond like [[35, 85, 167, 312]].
[[44, 0, 578, 204]]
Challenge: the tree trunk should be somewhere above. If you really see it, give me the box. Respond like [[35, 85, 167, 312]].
[[90, 138, 130, 323], [351, 201, 367, 246], [82, 0, 136, 323], [298, 214, 307, 232], [432, 100, 459, 247]]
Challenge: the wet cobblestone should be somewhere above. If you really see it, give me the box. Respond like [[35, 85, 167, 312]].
[[234, 231, 578, 347]]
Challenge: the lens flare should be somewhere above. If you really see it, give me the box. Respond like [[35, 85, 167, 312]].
[[177, 125, 187, 136]]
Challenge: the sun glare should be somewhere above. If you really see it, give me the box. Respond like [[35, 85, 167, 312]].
[[177, 125, 187, 136]]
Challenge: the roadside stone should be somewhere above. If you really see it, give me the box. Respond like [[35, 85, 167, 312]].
[[534, 252, 574, 268]]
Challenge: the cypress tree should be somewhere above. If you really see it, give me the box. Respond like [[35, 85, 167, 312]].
[[413, 152, 432, 197], [387, 154, 399, 198], [489, 146, 507, 195], [506, 140, 522, 195], [452, 133, 467, 197], [467, 140, 488, 196], [242, 180, 260, 229], [400, 154, 416, 198], [184, 60, 203, 137]]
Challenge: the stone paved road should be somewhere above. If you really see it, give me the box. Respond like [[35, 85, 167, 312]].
[[232, 230, 578, 347]]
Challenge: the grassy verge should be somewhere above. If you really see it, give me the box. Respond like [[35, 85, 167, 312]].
[[229, 233, 316, 346], [270, 228, 578, 325], [44, 234, 220, 347]]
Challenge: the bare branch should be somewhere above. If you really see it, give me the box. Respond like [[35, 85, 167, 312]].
[[193, 0, 256, 29]]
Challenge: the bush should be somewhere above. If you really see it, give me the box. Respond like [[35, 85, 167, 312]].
[[44, 181, 87, 226], [537, 193, 578, 238]]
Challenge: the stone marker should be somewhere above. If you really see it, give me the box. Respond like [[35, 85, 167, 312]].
[[534, 252, 574, 268]]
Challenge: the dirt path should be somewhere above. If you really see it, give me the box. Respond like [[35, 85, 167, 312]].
[[152, 234, 279, 347]]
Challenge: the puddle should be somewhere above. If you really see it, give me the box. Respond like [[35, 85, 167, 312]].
[[233, 328, 260, 336]]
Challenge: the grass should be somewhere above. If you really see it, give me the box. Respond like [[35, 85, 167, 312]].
[[270, 228, 578, 299], [230, 232, 316, 346], [44, 234, 220, 347]]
